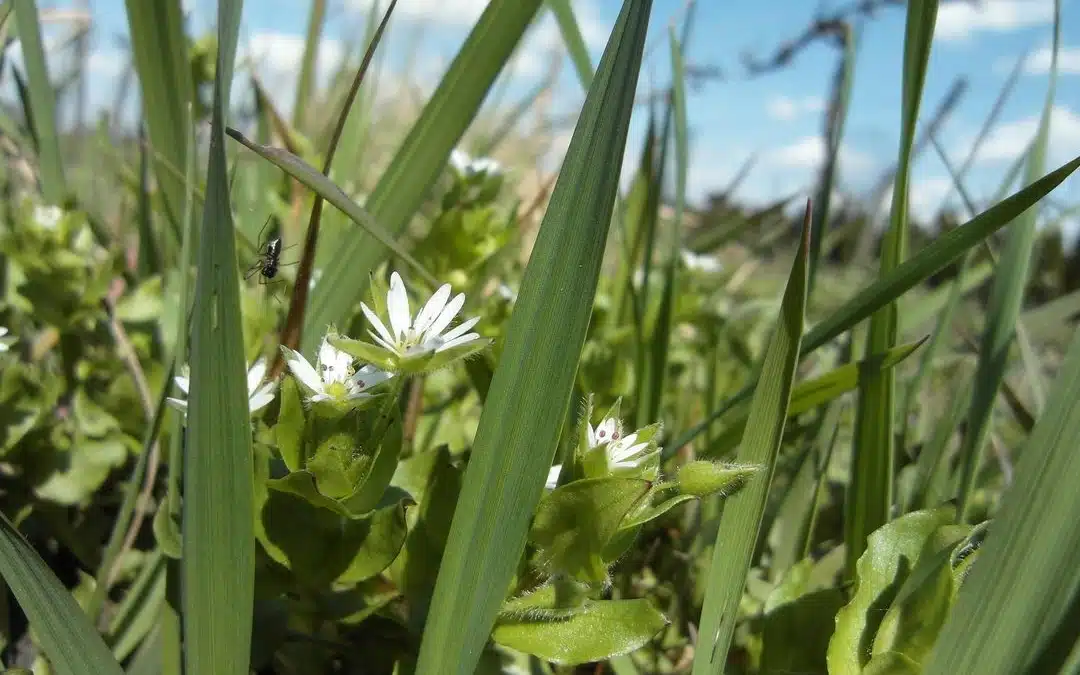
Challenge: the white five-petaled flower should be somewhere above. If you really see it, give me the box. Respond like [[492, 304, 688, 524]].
[[449, 148, 502, 176], [680, 249, 723, 274], [0, 327, 10, 353], [33, 205, 63, 230], [545, 416, 658, 489], [361, 272, 485, 361], [282, 335, 392, 404], [167, 358, 277, 416]]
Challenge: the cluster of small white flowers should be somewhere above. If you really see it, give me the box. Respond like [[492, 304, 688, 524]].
[[449, 148, 502, 177], [33, 205, 63, 230], [0, 327, 11, 353], [169, 272, 488, 416]]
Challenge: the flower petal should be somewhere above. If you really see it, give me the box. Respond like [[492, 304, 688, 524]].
[[440, 316, 480, 343], [248, 391, 275, 414], [309, 392, 332, 403], [246, 358, 268, 394], [387, 272, 412, 339], [174, 376, 190, 395], [165, 397, 188, 413], [587, 423, 597, 448], [414, 284, 452, 335], [425, 292, 465, 340], [281, 346, 325, 395], [0, 327, 8, 338], [368, 330, 400, 355], [361, 302, 395, 345], [545, 464, 563, 490], [354, 364, 393, 389], [435, 332, 482, 352]]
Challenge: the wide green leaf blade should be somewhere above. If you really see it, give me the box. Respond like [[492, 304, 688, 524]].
[[181, 1, 254, 674], [300, 0, 543, 354], [692, 206, 811, 674], [0, 514, 123, 675], [13, 0, 65, 203], [124, 0, 191, 241], [923, 303, 1080, 674], [413, 2, 651, 671]]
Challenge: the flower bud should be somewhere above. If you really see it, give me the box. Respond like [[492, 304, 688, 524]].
[[676, 461, 760, 498]]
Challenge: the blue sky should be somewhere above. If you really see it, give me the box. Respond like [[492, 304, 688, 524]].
[[14, 0, 1080, 231]]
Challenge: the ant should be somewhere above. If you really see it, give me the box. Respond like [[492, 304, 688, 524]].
[[245, 217, 297, 299]]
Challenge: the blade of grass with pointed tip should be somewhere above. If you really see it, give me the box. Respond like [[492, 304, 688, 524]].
[[182, 1, 254, 674], [292, 0, 326, 129], [0, 514, 123, 675], [13, 0, 65, 203], [414, 2, 651, 671], [957, 1, 1059, 522], [547, 0, 594, 89], [301, 0, 543, 354], [124, 0, 191, 242], [923, 304, 1080, 674], [846, 0, 937, 576], [692, 204, 810, 675]]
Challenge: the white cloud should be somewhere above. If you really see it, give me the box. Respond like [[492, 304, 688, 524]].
[[958, 105, 1080, 164], [1021, 46, 1080, 74], [345, 0, 505, 27], [767, 136, 873, 171], [908, 176, 955, 221], [765, 95, 824, 121], [244, 31, 345, 76], [935, 0, 1053, 42]]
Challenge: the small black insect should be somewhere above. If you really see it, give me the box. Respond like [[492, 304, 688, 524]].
[[245, 217, 295, 285]]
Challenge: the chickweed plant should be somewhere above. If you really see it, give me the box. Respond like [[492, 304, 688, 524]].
[[0, 0, 1079, 674]]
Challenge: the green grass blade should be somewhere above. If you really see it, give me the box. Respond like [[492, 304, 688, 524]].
[[301, 0, 543, 354], [0, 514, 123, 675], [923, 311, 1080, 675], [692, 205, 811, 674], [846, 0, 937, 575], [547, 0, 595, 88], [13, 0, 65, 203], [181, 1, 254, 673], [414, 2, 651, 670], [225, 128, 435, 287], [956, 0, 1060, 522], [292, 0, 326, 129], [124, 0, 192, 241]]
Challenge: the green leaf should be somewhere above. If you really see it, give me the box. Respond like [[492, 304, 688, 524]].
[[299, 0, 544, 354], [493, 597, 667, 665], [957, 0, 1061, 522], [12, 0, 65, 203], [181, 1, 253, 673], [124, 0, 192, 239], [760, 559, 847, 675], [827, 506, 955, 674], [847, 0, 938, 574], [529, 477, 651, 582], [546, 0, 594, 89], [414, 2, 651, 672], [0, 513, 124, 675], [923, 273, 1080, 674], [275, 377, 305, 472], [693, 206, 811, 674]]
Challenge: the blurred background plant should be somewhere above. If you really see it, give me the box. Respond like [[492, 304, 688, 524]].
[[0, 0, 1077, 674]]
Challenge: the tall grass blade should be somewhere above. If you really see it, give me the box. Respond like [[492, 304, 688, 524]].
[[301, 0, 543, 354], [0, 514, 123, 675], [292, 0, 326, 129], [692, 204, 811, 674], [124, 0, 192, 240], [846, 0, 937, 574], [13, 0, 65, 203], [547, 0, 595, 88], [414, 2, 652, 670], [956, 0, 1060, 522], [181, 0, 254, 673], [923, 310, 1080, 674]]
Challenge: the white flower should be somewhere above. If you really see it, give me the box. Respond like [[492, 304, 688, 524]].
[[450, 148, 501, 176], [167, 358, 277, 416], [588, 417, 653, 470], [496, 283, 517, 302], [680, 250, 723, 274], [361, 272, 486, 362], [545, 465, 562, 490], [0, 326, 10, 353], [33, 205, 63, 230], [281, 335, 392, 404]]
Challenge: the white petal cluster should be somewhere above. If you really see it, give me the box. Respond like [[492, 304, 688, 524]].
[[0, 326, 10, 353], [282, 336, 392, 404], [449, 148, 502, 176], [361, 272, 485, 361], [167, 358, 277, 416]]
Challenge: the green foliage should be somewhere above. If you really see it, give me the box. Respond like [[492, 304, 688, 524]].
[[0, 0, 1077, 673]]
